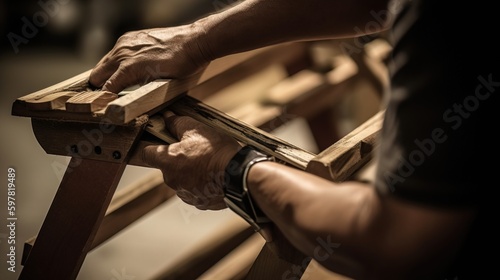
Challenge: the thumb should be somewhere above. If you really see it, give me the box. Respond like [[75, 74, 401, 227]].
[[142, 145, 169, 168]]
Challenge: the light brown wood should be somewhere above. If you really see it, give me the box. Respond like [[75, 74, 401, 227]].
[[170, 96, 316, 170], [15, 39, 386, 280], [16, 69, 92, 103], [65, 90, 118, 113], [306, 110, 384, 182], [189, 42, 311, 101], [12, 45, 299, 124], [25, 91, 78, 110]]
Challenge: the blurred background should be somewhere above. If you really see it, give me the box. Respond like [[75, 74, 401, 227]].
[[1, 1, 387, 279]]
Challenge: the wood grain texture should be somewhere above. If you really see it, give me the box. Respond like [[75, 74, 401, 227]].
[[25, 91, 78, 110], [170, 96, 316, 170], [65, 91, 118, 113], [16, 69, 92, 103], [306, 110, 384, 182], [12, 45, 288, 124]]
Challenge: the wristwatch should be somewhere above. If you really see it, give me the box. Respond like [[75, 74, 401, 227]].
[[223, 145, 273, 232]]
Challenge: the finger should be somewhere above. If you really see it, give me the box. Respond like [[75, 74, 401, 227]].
[[142, 144, 169, 168], [89, 54, 119, 88], [162, 111, 204, 141], [102, 64, 140, 94]]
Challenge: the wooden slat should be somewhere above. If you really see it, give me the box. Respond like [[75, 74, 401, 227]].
[[101, 45, 304, 124], [189, 42, 311, 101], [170, 96, 316, 170], [306, 110, 384, 182], [12, 45, 293, 124], [65, 91, 118, 113], [25, 91, 78, 111], [16, 70, 92, 103]]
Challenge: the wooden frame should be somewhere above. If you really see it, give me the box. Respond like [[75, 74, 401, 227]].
[[12, 39, 388, 280]]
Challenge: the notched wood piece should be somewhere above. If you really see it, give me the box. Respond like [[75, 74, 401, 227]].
[[65, 91, 118, 113], [17, 70, 92, 103], [306, 110, 384, 182], [25, 91, 79, 111], [170, 96, 316, 170]]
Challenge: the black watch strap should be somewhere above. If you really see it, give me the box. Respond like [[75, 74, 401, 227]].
[[224, 145, 273, 229]]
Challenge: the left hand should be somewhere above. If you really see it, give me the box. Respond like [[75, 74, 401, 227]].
[[143, 111, 241, 210]]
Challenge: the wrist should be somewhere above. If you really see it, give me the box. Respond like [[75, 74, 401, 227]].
[[190, 16, 219, 63], [223, 146, 274, 231]]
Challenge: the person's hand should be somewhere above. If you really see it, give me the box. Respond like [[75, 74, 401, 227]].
[[143, 111, 241, 210], [89, 25, 210, 93]]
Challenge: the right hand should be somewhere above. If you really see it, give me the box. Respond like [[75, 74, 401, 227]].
[[89, 24, 210, 93], [142, 111, 241, 210]]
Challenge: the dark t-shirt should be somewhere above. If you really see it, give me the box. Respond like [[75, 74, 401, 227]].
[[375, 0, 498, 278]]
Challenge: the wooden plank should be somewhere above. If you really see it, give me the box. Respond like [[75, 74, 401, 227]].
[[65, 90, 118, 113], [202, 64, 287, 113], [189, 42, 311, 101], [22, 171, 176, 265], [12, 45, 290, 124], [306, 110, 384, 182], [100, 45, 298, 124], [16, 69, 92, 103], [25, 91, 78, 111], [169, 96, 316, 170]]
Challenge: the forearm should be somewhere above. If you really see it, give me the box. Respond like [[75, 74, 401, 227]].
[[247, 161, 375, 277], [195, 0, 391, 60], [247, 161, 477, 279]]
